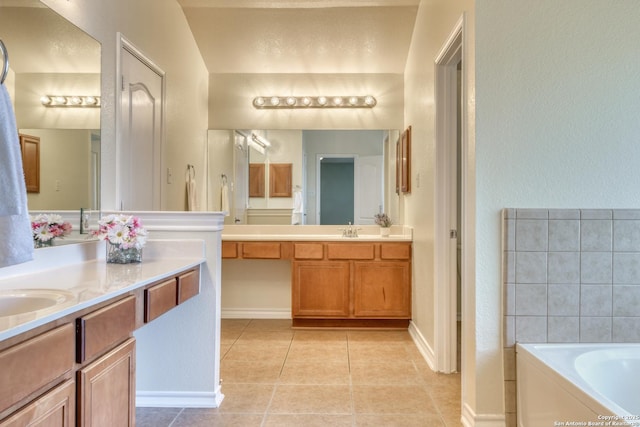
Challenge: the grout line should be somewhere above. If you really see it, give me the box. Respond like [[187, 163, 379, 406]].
[[166, 408, 185, 427]]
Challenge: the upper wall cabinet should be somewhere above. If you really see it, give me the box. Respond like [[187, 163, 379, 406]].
[[19, 134, 40, 193], [269, 163, 292, 198]]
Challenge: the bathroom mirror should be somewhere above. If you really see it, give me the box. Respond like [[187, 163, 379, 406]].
[[208, 129, 399, 226], [0, 0, 101, 213]]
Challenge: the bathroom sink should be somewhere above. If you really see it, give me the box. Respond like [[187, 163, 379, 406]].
[[0, 289, 76, 317]]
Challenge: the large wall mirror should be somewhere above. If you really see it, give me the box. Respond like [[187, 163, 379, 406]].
[[208, 129, 399, 226], [0, 0, 101, 212]]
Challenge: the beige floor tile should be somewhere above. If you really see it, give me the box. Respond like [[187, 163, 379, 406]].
[[171, 410, 264, 426], [348, 342, 413, 363], [286, 341, 349, 362], [268, 385, 352, 414], [352, 385, 437, 414], [216, 383, 275, 413], [220, 342, 233, 359], [135, 407, 181, 427], [350, 360, 421, 385], [245, 319, 293, 331], [347, 330, 413, 342], [279, 360, 350, 384], [236, 330, 295, 344], [223, 342, 291, 362], [221, 360, 284, 383], [356, 413, 445, 426], [264, 414, 354, 426], [292, 330, 348, 342]]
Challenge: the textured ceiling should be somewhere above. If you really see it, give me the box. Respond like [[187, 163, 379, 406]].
[[179, 1, 419, 74]]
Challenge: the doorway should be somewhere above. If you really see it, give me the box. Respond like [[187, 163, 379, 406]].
[[117, 35, 164, 211], [318, 156, 354, 225], [435, 17, 465, 374]]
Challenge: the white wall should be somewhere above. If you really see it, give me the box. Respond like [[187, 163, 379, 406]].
[[403, 0, 476, 419], [42, 0, 209, 211], [475, 0, 640, 424]]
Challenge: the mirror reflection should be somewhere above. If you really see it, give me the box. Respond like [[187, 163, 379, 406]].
[[208, 129, 399, 226], [0, 1, 101, 212]]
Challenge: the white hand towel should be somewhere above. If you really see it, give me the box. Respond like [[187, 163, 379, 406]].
[[186, 167, 197, 211], [0, 84, 34, 267], [291, 190, 303, 225], [220, 183, 230, 216]]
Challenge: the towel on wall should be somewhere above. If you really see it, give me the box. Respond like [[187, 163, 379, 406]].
[[220, 182, 230, 216], [291, 188, 303, 225], [186, 165, 197, 211], [0, 84, 34, 267]]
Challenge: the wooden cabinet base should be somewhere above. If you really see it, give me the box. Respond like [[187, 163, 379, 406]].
[[292, 318, 409, 329]]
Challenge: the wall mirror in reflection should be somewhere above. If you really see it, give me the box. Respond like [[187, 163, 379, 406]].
[[1, 0, 101, 212]]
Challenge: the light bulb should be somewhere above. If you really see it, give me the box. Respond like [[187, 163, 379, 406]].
[[333, 97, 343, 106], [286, 96, 297, 106], [317, 96, 327, 106], [253, 97, 265, 107], [270, 96, 280, 106]]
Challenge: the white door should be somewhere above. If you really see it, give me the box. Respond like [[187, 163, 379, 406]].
[[119, 42, 163, 211], [355, 155, 384, 224]]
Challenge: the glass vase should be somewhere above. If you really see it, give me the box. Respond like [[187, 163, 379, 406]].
[[107, 243, 142, 264], [34, 238, 54, 248]]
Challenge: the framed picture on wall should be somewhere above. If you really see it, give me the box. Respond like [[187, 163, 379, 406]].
[[395, 136, 401, 194], [401, 125, 411, 193]]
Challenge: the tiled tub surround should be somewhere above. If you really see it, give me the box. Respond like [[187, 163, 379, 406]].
[[502, 208, 640, 426]]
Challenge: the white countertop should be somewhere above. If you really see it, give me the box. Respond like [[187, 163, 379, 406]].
[[0, 240, 205, 342], [222, 224, 413, 242]]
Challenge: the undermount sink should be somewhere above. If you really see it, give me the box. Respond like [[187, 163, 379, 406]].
[[0, 289, 76, 317]]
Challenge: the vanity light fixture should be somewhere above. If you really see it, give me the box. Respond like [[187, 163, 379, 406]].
[[252, 95, 376, 109], [41, 95, 101, 108], [248, 132, 272, 155]]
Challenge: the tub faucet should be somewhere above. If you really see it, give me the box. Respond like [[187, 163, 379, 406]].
[[339, 221, 360, 238]]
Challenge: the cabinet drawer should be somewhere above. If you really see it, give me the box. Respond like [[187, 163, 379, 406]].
[[221, 242, 238, 259], [380, 243, 412, 260], [242, 242, 281, 259], [145, 278, 178, 322], [178, 268, 200, 304], [327, 243, 375, 260], [0, 378, 75, 427], [0, 324, 74, 413], [76, 296, 136, 363], [293, 243, 324, 260]]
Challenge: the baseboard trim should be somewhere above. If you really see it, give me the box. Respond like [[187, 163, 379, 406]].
[[408, 320, 436, 370], [461, 402, 506, 427], [136, 389, 225, 408], [221, 308, 291, 319]]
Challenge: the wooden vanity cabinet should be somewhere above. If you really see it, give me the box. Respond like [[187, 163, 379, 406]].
[[0, 265, 202, 427], [292, 242, 412, 327]]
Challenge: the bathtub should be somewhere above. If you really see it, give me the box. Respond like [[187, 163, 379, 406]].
[[516, 343, 640, 426]]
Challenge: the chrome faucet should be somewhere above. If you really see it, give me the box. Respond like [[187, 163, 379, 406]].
[[339, 221, 360, 238]]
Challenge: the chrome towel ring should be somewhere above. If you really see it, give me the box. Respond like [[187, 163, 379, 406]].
[[0, 40, 8, 85]]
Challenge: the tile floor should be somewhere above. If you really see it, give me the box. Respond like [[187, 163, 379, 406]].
[[137, 319, 461, 426]]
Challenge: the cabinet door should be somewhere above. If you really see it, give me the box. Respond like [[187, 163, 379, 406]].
[[77, 338, 135, 427], [269, 163, 292, 197], [292, 261, 350, 317], [19, 134, 40, 193], [353, 261, 411, 318], [0, 379, 75, 427]]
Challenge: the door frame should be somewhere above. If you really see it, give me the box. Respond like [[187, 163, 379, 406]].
[[434, 15, 466, 374], [115, 33, 165, 210]]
